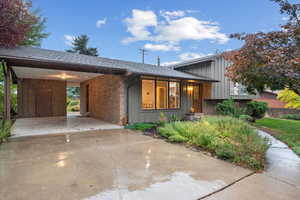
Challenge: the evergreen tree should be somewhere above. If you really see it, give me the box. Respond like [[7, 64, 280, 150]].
[[67, 35, 98, 56]]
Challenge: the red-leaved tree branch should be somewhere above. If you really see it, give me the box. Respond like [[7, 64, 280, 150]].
[[223, 0, 300, 95], [0, 0, 36, 47]]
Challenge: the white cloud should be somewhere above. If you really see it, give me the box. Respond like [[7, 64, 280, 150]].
[[160, 10, 185, 21], [155, 17, 229, 44], [122, 9, 229, 46], [64, 34, 75, 46], [144, 43, 180, 51], [179, 52, 206, 61], [161, 61, 180, 66], [96, 18, 106, 28], [122, 9, 157, 44]]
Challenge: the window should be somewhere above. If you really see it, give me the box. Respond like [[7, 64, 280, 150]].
[[230, 82, 248, 96], [142, 80, 155, 109], [141, 79, 180, 110], [169, 82, 180, 109], [156, 81, 168, 109]]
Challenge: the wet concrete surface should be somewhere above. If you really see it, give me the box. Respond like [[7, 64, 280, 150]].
[[1, 129, 299, 200], [11, 116, 123, 138], [204, 130, 300, 200], [0, 129, 251, 200]]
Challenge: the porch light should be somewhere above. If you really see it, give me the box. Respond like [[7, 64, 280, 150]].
[[187, 86, 193, 92], [49, 73, 76, 80]]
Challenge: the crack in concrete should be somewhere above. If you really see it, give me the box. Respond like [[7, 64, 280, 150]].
[[198, 172, 256, 200]]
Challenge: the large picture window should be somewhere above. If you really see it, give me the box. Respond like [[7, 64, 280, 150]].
[[142, 79, 180, 110]]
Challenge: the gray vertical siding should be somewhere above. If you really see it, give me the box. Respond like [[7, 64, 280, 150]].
[[128, 79, 191, 123], [181, 56, 258, 100]]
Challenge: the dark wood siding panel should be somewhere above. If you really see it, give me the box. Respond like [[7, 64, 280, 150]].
[[18, 78, 66, 118]]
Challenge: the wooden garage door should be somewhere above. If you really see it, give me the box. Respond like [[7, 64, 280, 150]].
[[35, 89, 53, 117]]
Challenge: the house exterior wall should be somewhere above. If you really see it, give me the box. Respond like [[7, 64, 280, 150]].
[[17, 78, 66, 118], [177, 56, 259, 100], [128, 78, 212, 123], [80, 74, 126, 125]]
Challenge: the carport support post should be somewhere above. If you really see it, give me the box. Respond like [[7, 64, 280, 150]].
[[2, 61, 11, 121]]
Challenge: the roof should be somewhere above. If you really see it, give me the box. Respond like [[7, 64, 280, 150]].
[[173, 54, 219, 69], [0, 46, 218, 82]]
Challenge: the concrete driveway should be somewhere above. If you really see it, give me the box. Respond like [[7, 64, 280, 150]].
[[0, 130, 299, 200]]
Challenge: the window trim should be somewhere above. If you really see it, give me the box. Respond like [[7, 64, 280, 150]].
[[141, 78, 181, 111]]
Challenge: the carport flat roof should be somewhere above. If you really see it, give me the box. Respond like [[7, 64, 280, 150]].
[[0, 46, 218, 82]]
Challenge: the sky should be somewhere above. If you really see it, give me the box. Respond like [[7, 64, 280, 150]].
[[33, 0, 289, 65]]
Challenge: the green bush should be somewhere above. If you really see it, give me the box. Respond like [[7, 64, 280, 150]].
[[216, 143, 236, 160], [168, 134, 188, 143], [0, 120, 11, 143], [216, 99, 243, 118], [158, 112, 168, 126], [170, 114, 180, 122], [158, 116, 270, 171], [281, 114, 300, 121], [125, 123, 156, 131], [246, 101, 268, 120]]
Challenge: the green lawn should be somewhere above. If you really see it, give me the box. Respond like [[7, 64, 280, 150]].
[[256, 118, 300, 156]]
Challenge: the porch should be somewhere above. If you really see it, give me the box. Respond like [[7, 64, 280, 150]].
[[11, 114, 123, 138]]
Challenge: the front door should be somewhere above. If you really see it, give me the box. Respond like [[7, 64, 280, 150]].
[[189, 84, 203, 113], [35, 89, 53, 117]]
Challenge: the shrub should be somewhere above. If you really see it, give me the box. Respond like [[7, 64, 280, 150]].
[[125, 123, 156, 131], [216, 99, 243, 118], [246, 101, 268, 120], [158, 112, 168, 126], [168, 134, 188, 143], [281, 114, 300, 121], [170, 114, 180, 122], [0, 120, 11, 143], [158, 116, 270, 171], [216, 143, 236, 160]]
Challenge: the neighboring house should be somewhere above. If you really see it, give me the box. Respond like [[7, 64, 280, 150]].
[[0, 47, 219, 125], [172, 54, 259, 114], [256, 91, 300, 117], [256, 91, 286, 109]]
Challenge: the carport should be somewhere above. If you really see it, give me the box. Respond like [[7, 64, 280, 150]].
[[0, 47, 128, 136]]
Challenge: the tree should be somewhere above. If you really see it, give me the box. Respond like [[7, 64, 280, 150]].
[[277, 89, 300, 109], [0, 0, 36, 47], [223, 0, 300, 95], [66, 35, 98, 56], [21, 9, 50, 47]]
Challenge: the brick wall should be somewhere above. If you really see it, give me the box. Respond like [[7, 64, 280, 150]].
[[17, 78, 66, 117], [80, 75, 126, 125]]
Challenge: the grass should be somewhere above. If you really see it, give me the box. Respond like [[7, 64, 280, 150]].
[[158, 116, 270, 171], [125, 122, 157, 131], [256, 118, 300, 156]]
